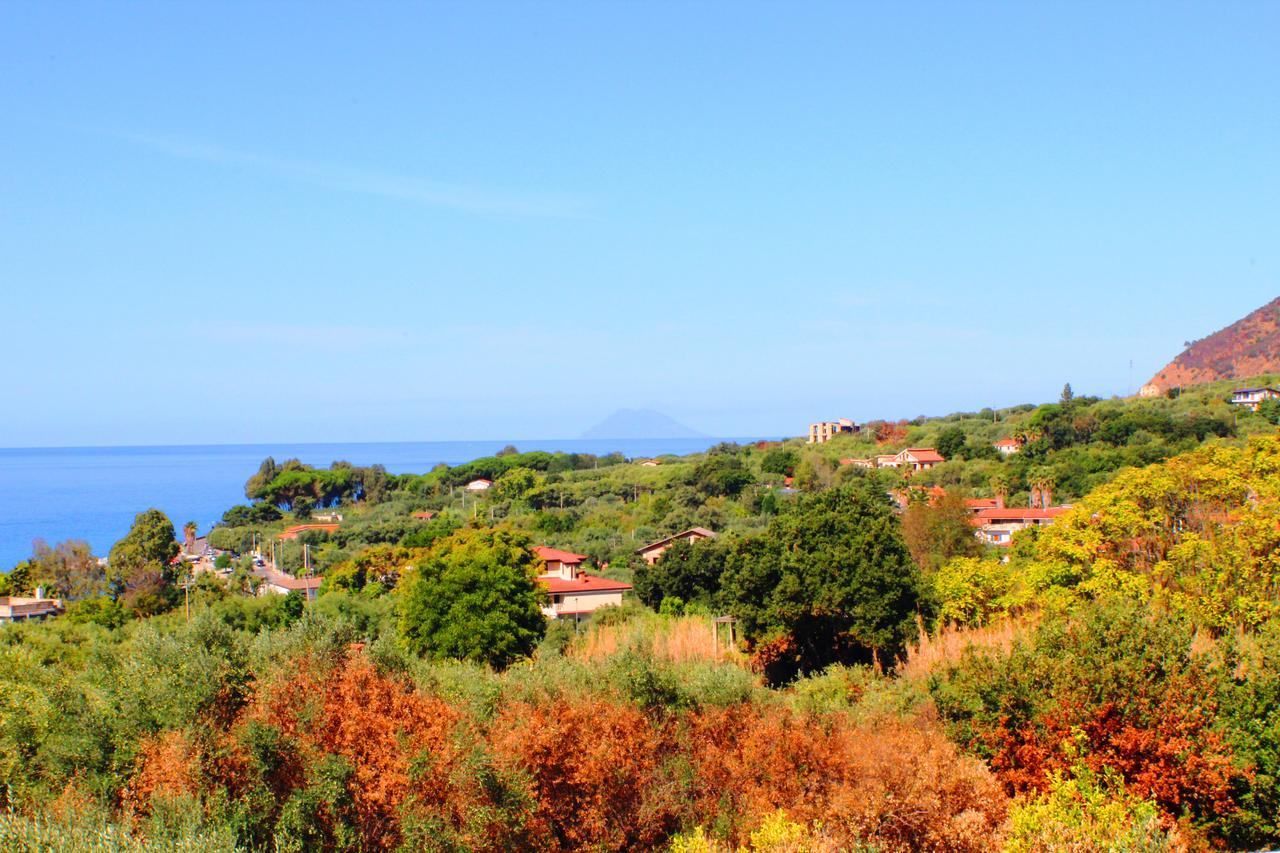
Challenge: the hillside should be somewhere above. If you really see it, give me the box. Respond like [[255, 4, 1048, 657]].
[[1141, 296, 1280, 395]]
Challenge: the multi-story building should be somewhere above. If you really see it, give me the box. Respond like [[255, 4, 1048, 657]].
[[807, 418, 857, 444]]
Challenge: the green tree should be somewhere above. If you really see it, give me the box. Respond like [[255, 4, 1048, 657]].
[[28, 539, 105, 599], [632, 537, 728, 611], [760, 448, 799, 476], [493, 466, 542, 501], [719, 483, 922, 681], [690, 454, 754, 498], [107, 509, 180, 598], [398, 527, 546, 668], [935, 426, 967, 461]]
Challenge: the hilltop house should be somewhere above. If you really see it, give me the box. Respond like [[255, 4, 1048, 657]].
[[411, 511, 437, 521], [533, 546, 631, 621], [638, 459, 661, 467], [465, 478, 493, 492], [808, 419, 858, 444], [1231, 387, 1280, 411], [993, 438, 1022, 455], [635, 527, 717, 566]]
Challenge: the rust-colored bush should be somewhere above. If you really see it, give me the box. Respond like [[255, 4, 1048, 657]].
[[122, 730, 199, 817], [686, 705, 1008, 851], [238, 654, 472, 850], [984, 671, 1244, 832], [488, 696, 676, 851]]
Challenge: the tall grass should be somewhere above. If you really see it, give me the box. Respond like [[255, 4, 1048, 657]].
[[0, 811, 240, 853], [570, 612, 749, 666], [901, 616, 1036, 680]]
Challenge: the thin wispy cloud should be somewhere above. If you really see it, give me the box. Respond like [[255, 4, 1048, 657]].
[[109, 131, 588, 218], [191, 323, 416, 348]]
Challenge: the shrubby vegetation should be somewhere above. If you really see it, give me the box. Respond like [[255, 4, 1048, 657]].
[[4, 379, 1280, 848]]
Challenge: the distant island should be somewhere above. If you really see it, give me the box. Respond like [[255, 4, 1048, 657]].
[[579, 408, 706, 440]]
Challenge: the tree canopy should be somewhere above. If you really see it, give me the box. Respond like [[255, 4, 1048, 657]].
[[719, 483, 923, 681], [397, 526, 546, 667]]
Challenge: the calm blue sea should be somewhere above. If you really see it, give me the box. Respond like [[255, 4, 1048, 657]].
[[0, 438, 759, 569]]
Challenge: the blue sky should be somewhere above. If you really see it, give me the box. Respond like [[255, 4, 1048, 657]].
[[2, 2, 1277, 446]]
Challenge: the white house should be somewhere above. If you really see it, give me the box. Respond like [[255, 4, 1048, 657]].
[[893, 448, 946, 471], [993, 438, 1022, 455], [465, 478, 494, 492]]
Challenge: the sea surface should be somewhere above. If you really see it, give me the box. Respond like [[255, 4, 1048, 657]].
[[0, 438, 760, 568]]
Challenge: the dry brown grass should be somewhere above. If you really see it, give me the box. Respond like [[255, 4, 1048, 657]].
[[901, 615, 1037, 680], [570, 614, 749, 666]]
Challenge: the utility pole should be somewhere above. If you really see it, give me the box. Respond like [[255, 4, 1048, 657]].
[[180, 571, 194, 622]]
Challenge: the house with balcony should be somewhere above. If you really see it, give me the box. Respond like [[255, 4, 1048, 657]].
[[1231, 387, 1280, 411]]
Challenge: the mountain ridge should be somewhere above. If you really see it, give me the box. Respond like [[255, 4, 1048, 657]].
[[1141, 297, 1280, 396], [579, 409, 706, 440]]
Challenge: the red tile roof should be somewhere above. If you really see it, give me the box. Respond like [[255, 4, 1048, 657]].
[[533, 546, 589, 565], [971, 507, 1071, 523], [965, 498, 1000, 509], [635, 527, 717, 555], [993, 438, 1021, 448], [538, 573, 632, 593], [902, 448, 945, 463], [278, 523, 340, 540], [412, 511, 437, 520]]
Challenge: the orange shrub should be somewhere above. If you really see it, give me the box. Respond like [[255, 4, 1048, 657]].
[[487, 696, 676, 851], [122, 730, 200, 817], [686, 705, 1007, 851], [242, 654, 472, 850]]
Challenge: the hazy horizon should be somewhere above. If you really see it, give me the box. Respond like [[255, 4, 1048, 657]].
[[3, 3, 1277, 447]]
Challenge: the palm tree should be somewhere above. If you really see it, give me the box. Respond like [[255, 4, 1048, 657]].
[[183, 521, 198, 552], [989, 474, 1011, 509], [1028, 470, 1056, 509]]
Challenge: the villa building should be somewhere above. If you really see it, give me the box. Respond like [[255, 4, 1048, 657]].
[[465, 478, 493, 492], [256, 566, 323, 600]]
